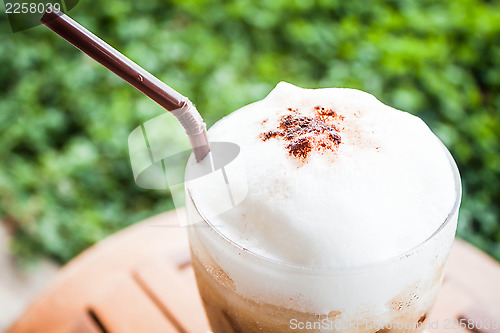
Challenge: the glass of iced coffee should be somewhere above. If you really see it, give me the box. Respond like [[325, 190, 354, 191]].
[[185, 82, 461, 332]]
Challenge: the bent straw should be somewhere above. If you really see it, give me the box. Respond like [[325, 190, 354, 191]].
[[40, 9, 210, 162]]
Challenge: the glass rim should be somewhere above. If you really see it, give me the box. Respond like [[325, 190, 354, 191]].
[[185, 139, 462, 275]]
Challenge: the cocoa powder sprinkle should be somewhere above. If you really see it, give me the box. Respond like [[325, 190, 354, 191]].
[[260, 106, 343, 160]]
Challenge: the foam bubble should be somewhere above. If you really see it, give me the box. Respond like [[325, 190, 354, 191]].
[[187, 82, 456, 268]]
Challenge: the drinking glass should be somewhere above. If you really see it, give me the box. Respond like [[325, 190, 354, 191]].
[[185, 143, 461, 333]]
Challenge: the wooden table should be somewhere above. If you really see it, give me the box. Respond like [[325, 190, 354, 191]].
[[7, 211, 500, 333]]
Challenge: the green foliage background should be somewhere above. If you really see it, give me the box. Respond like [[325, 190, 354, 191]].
[[1, 0, 499, 263]]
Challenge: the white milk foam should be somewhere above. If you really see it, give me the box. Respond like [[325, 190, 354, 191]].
[[188, 82, 455, 267], [186, 82, 459, 315]]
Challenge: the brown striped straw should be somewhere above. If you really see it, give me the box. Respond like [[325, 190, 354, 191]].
[[40, 9, 210, 162]]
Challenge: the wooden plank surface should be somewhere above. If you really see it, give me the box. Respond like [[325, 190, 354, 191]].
[[7, 210, 500, 333], [7, 211, 200, 333], [67, 312, 102, 333], [429, 239, 500, 333], [446, 239, 500, 314], [428, 280, 476, 333], [133, 258, 209, 333], [89, 275, 178, 333]]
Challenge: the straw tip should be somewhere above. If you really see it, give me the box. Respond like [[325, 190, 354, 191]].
[[194, 144, 211, 162], [188, 130, 210, 162]]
